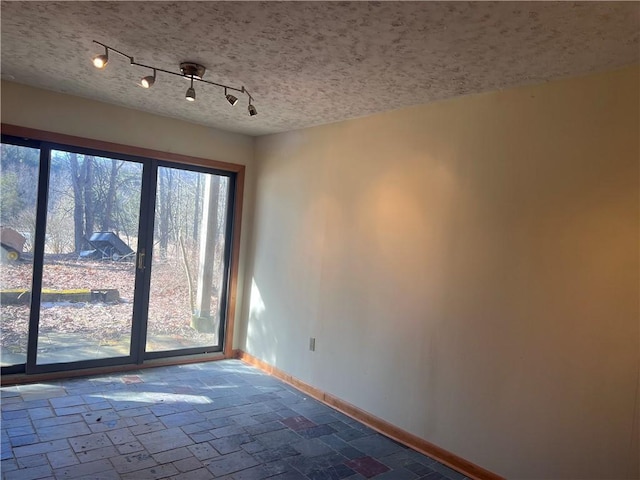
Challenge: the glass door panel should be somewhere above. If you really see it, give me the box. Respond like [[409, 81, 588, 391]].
[[36, 150, 143, 365], [0, 143, 40, 366], [146, 167, 229, 353]]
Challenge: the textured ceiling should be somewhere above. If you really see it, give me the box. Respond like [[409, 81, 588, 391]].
[[1, 1, 639, 136]]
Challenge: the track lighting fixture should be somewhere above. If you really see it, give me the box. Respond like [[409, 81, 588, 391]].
[[226, 93, 239, 106], [91, 40, 258, 116], [141, 69, 156, 88], [246, 91, 258, 116], [225, 88, 238, 106], [92, 46, 109, 69], [186, 76, 196, 102]]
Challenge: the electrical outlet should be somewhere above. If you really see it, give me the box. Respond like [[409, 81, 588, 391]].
[[309, 337, 316, 351]]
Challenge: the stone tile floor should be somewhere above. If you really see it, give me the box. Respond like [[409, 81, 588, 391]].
[[1, 360, 469, 480]]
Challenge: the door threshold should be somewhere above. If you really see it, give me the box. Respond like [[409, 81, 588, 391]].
[[1, 352, 228, 386]]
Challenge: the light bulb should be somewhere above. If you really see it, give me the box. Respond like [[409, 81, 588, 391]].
[[92, 54, 108, 69], [141, 75, 155, 88]]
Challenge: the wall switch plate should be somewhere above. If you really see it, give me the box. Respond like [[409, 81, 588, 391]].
[[309, 337, 316, 351]]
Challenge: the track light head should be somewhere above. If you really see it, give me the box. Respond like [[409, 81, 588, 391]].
[[141, 76, 154, 88], [248, 104, 258, 116], [186, 75, 196, 101], [92, 52, 108, 69], [141, 70, 156, 88], [224, 87, 238, 106]]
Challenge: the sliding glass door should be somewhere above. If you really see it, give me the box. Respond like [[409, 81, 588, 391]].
[[145, 166, 232, 356], [0, 142, 40, 367], [35, 150, 144, 365], [1, 135, 236, 374]]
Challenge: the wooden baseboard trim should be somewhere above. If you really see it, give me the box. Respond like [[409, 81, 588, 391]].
[[234, 350, 504, 480]]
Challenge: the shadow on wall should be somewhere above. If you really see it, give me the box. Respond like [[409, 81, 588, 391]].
[[245, 277, 277, 367]]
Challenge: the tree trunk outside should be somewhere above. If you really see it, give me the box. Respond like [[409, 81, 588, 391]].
[[193, 174, 200, 244], [83, 156, 95, 245], [192, 174, 220, 333], [158, 168, 173, 258], [103, 159, 119, 231], [69, 153, 85, 253]]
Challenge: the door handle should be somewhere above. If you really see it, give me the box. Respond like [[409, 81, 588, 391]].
[[137, 249, 146, 270]]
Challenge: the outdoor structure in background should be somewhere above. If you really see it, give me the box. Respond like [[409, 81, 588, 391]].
[[0, 227, 26, 262], [80, 232, 135, 261]]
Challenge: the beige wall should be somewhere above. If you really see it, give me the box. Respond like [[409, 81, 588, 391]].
[[1, 81, 255, 347], [245, 66, 640, 479]]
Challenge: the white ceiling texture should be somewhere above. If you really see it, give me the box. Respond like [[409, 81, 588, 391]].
[[1, 1, 638, 136]]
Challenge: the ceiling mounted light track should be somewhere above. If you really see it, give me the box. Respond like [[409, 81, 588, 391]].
[[91, 40, 257, 116]]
